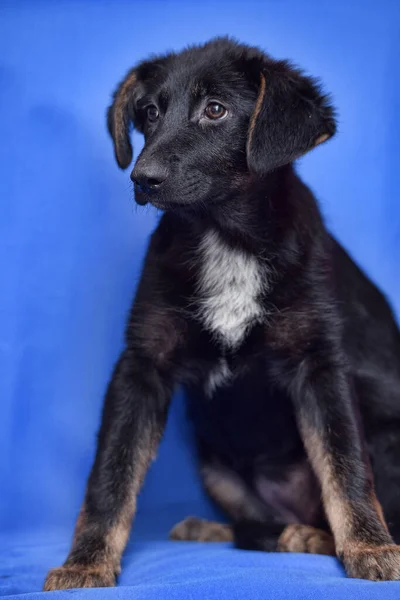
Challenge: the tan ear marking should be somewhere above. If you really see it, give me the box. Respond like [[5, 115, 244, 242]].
[[314, 133, 330, 147], [113, 71, 137, 167], [246, 73, 267, 156], [372, 494, 389, 533]]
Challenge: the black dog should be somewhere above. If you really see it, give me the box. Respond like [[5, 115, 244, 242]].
[[44, 37, 400, 590]]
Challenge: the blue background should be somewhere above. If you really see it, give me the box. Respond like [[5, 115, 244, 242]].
[[1, 1, 399, 598]]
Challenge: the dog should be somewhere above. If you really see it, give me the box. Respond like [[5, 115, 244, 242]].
[[44, 37, 400, 590]]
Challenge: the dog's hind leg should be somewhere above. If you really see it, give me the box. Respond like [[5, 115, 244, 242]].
[[170, 462, 267, 543], [170, 517, 335, 555], [169, 463, 335, 555], [170, 463, 264, 543], [170, 517, 233, 542], [235, 521, 335, 555]]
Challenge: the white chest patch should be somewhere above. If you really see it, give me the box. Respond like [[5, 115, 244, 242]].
[[196, 229, 266, 348]]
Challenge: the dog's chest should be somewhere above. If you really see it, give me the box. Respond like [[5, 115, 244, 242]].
[[195, 229, 266, 349]]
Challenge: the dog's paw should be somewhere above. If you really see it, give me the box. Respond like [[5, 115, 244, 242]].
[[43, 565, 116, 590], [170, 516, 233, 542], [278, 524, 335, 556], [343, 543, 400, 581]]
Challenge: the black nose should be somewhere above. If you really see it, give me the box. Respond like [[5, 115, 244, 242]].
[[130, 162, 169, 193]]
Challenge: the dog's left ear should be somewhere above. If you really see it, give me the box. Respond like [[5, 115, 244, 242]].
[[246, 62, 336, 176]]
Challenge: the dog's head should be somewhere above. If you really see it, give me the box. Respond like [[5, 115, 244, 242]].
[[107, 37, 336, 209]]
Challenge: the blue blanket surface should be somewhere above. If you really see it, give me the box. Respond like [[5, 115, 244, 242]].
[[1, 1, 399, 598]]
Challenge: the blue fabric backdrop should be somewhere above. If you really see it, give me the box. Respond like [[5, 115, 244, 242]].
[[1, 0, 399, 598]]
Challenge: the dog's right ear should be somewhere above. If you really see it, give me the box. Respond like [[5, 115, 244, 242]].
[[107, 67, 140, 170], [107, 57, 169, 169]]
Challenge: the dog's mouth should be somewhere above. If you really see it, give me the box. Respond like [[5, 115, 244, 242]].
[[134, 185, 208, 212], [133, 171, 215, 212], [134, 190, 191, 211], [150, 198, 193, 210]]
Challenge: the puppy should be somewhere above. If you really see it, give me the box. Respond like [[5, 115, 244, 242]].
[[44, 37, 400, 589]]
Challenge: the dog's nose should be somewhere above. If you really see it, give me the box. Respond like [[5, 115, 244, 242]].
[[130, 162, 169, 193]]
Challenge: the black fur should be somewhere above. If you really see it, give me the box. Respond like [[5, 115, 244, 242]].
[[44, 38, 400, 590]]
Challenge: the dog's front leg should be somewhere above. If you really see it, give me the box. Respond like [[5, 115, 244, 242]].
[[43, 349, 173, 590], [292, 355, 400, 580]]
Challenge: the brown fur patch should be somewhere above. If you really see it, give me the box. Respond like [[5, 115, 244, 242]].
[[105, 503, 136, 567], [299, 424, 353, 553], [69, 498, 134, 579], [170, 517, 233, 542], [371, 494, 389, 533], [103, 428, 160, 564], [43, 564, 116, 591], [300, 423, 392, 555], [314, 133, 330, 146], [201, 464, 266, 521], [343, 541, 400, 581], [246, 73, 266, 157], [72, 504, 87, 543], [278, 524, 335, 556]]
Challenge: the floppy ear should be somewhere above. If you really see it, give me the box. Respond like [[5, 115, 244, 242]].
[[107, 67, 140, 169], [107, 56, 171, 169], [246, 62, 336, 176]]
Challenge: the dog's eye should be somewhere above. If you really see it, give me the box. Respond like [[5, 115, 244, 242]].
[[146, 105, 159, 123], [205, 102, 227, 120]]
